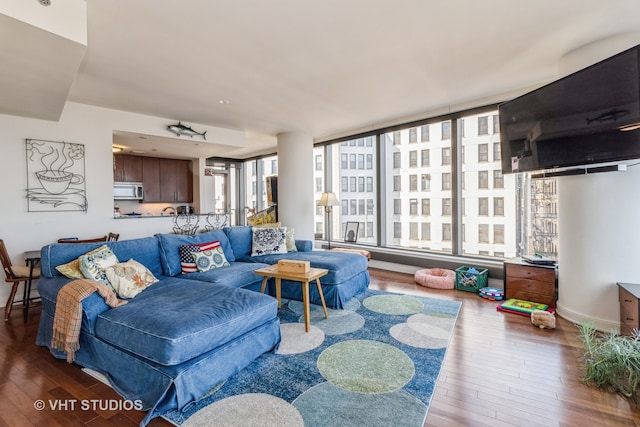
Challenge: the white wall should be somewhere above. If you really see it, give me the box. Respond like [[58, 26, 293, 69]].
[[0, 102, 247, 303], [557, 165, 640, 331]]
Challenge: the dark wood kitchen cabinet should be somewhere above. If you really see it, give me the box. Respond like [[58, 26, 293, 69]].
[[113, 154, 143, 182], [114, 154, 192, 203], [159, 158, 193, 202], [141, 157, 161, 202]]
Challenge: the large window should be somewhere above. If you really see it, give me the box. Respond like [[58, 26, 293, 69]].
[[244, 154, 278, 213], [384, 121, 452, 252], [458, 110, 558, 258], [334, 137, 377, 244], [242, 105, 558, 260], [461, 110, 515, 258]]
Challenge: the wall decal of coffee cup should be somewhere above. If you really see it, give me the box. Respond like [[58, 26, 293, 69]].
[[36, 170, 84, 194], [26, 139, 87, 212]]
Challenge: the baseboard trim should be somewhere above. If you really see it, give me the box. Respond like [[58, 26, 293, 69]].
[[556, 301, 620, 333]]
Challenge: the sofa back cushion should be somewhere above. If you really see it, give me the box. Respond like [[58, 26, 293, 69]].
[[156, 230, 235, 276], [41, 236, 164, 278], [223, 226, 253, 259]]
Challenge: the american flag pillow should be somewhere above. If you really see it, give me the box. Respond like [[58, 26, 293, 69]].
[[179, 241, 221, 274]]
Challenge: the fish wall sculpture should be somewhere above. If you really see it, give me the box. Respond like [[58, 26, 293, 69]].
[[167, 122, 207, 140]]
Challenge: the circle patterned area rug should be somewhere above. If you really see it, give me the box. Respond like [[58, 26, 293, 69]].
[[164, 289, 461, 427]]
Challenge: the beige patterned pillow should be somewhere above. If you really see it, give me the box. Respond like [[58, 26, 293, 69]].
[[285, 227, 297, 252], [104, 259, 158, 298], [56, 245, 108, 279]]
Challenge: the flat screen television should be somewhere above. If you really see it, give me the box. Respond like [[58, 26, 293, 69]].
[[499, 44, 640, 174]]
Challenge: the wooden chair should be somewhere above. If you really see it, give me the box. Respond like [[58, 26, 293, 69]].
[[57, 233, 119, 244], [0, 239, 40, 322], [57, 236, 108, 243]]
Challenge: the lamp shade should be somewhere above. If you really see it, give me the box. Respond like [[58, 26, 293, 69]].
[[317, 192, 339, 207]]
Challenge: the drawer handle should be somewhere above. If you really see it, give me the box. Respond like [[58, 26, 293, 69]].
[[624, 299, 634, 303], [627, 317, 635, 321]]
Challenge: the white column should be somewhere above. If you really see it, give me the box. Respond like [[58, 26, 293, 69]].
[[276, 132, 314, 240], [557, 166, 640, 331]]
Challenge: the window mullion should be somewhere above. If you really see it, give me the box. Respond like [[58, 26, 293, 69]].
[[451, 119, 463, 255]]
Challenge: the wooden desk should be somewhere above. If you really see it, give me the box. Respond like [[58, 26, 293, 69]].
[[24, 250, 41, 322], [255, 265, 329, 332]]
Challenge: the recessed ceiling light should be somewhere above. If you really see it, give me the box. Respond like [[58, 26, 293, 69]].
[[218, 99, 230, 105], [131, 150, 145, 154], [37, 0, 51, 6], [112, 146, 124, 153], [619, 123, 640, 132]]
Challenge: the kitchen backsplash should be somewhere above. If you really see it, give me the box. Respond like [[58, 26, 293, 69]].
[[115, 201, 197, 217]]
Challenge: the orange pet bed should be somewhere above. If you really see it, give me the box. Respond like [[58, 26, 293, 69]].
[[414, 268, 455, 289]]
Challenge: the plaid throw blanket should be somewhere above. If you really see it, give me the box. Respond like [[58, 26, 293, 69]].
[[51, 279, 127, 363]]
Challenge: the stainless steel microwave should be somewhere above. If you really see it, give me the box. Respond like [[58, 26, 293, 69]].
[[114, 182, 144, 200]]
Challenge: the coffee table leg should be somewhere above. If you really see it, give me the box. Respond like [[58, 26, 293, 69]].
[[275, 278, 282, 308], [315, 278, 329, 319], [260, 276, 268, 294], [302, 280, 310, 332]]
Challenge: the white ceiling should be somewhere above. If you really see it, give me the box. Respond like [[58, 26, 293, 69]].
[[3, 0, 640, 159]]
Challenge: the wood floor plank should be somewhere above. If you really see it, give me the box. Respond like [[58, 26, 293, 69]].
[[1, 267, 638, 427]]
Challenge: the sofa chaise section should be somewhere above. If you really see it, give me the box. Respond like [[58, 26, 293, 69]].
[[36, 234, 281, 426], [94, 278, 278, 366], [222, 225, 371, 308]]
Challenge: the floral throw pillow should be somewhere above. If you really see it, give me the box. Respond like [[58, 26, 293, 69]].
[[251, 227, 288, 256], [192, 246, 230, 272], [104, 259, 159, 298], [79, 246, 119, 289], [179, 241, 220, 274], [56, 245, 107, 279]]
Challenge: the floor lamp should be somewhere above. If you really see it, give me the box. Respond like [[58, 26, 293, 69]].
[[317, 192, 340, 250]]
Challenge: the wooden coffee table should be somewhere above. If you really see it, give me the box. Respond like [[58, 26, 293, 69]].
[[255, 265, 329, 332]]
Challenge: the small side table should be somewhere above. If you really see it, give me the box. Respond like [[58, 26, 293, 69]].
[[504, 258, 557, 309], [255, 265, 329, 332]]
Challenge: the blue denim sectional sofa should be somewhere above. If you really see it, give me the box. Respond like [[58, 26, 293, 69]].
[[36, 227, 369, 425]]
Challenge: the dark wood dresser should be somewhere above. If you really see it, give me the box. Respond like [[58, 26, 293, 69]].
[[617, 282, 640, 336], [504, 258, 558, 309]]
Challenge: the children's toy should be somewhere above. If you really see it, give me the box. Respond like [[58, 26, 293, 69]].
[[531, 309, 556, 329], [455, 266, 488, 292], [497, 298, 549, 316], [479, 287, 504, 301]]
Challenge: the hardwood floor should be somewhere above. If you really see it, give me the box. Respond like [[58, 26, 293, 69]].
[[1, 267, 638, 426]]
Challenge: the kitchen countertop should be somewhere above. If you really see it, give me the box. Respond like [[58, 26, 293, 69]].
[[114, 214, 202, 219], [115, 214, 206, 219]]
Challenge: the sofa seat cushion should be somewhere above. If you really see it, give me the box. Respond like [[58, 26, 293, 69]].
[[240, 251, 368, 285], [178, 262, 269, 288], [94, 277, 278, 366]]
